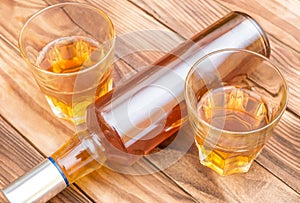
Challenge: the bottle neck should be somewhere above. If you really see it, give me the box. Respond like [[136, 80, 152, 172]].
[[51, 130, 106, 183], [2, 158, 67, 203]]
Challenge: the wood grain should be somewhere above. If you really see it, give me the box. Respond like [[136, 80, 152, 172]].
[[270, 39, 300, 116], [215, 0, 300, 53], [0, 0, 299, 202], [77, 163, 197, 203], [0, 115, 93, 203], [0, 0, 47, 48], [133, 0, 300, 54], [130, 0, 228, 39], [149, 145, 300, 202], [257, 111, 300, 192]]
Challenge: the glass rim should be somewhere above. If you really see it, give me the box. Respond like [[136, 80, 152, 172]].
[[184, 48, 288, 135], [18, 2, 116, 77]]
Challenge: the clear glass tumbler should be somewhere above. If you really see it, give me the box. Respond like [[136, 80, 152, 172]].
[[19, 2, 115, 124], [185, 48, 288, 176]]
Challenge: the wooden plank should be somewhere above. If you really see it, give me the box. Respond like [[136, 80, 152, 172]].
[[77, 164, 197, 203], [130, 0, 229, 39], [0, 0, 48, 48], [257, 111, 300, 192], [269, 39, 300, 116], [148, 142, 300, 202], [0, 115, 93, 203], [214, 0, 300, 53], [132, 0, 300, 54]]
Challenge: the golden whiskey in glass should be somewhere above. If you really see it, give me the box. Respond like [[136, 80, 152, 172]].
[[185, 49, 287, 175], [19, 3, 115, 124]]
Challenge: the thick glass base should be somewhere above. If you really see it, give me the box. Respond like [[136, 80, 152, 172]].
[[197, 143, 259, 176]]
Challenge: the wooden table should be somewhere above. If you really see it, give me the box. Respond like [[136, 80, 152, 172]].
[[0, 0, 299, 202]]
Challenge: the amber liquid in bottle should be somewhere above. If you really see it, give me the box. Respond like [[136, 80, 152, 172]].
[[51, 134, 105, 183], [86, 12, 270, 162], [52, 11, 271, 183]]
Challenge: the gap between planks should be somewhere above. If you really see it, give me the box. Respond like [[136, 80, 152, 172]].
[[255, 159, 300, 195], [125, 0, 185, 40]]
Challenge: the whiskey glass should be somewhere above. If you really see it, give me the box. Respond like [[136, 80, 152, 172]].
[[19, 2, 115, 124], [184, 48, 288, 176]]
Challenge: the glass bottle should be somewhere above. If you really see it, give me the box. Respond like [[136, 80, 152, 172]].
[[1, 11, 270, 203]]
